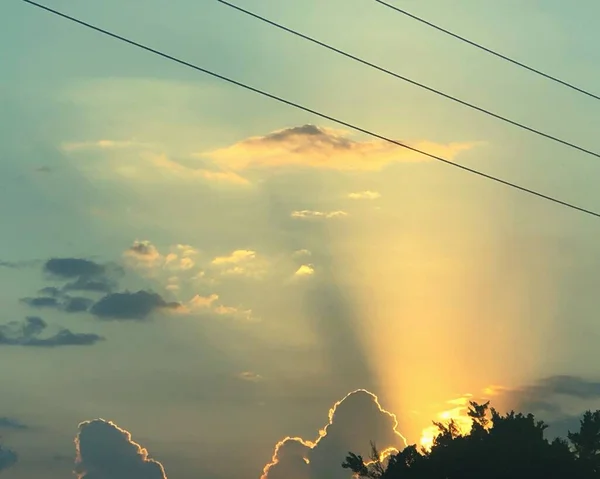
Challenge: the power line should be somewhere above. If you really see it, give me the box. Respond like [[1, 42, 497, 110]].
[[20, 0, 600, 219], [217, 1, 600, 161], [374, 0, 600, 102]]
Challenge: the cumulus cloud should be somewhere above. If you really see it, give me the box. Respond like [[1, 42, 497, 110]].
[[294, 265, 315, 277], [291, 210, 348, 220], [262, 389, 406, 479], [176, 294, 253, 320], [74, 419, 167, 479], [348, 191, 381, 200], [0, 316, 103, 347], [124, 241, 200, 275], [205, 124, 477, 172], [211, 249, 267, 278], [90, 290, 180, 321]]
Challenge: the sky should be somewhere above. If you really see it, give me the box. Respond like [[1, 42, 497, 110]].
[[2, 0, 600, 478]]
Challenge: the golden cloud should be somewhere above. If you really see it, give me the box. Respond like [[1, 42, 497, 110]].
[[291, 210, 348, 219], [348, 190, 381, 200], [211, 250, 267, 278], [294, 265, 315, 277], [204, 124, 477, 171]]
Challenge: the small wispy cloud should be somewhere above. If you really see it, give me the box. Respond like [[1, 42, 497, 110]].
[[291, 210, 348, 219], [348, 190, 381, 200]]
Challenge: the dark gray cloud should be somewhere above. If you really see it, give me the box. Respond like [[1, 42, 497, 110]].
[[488, 375, 600, 441], [44, 258, 106, 279], [20, 296, 60, 308], [261, 124, 353, 152], [503, 375, 600, 414], [0, 417, 27, 430], [90, 290, 180, 320], [64, 297, 94, 313], [20, 294, 93, 314], [39, 286, 62, 297], [264, 389, 405, 479], [0, 316, 103, 347], [42, 257, 118, 294], [0, 446, 17, 472], [74, 419, 167, 479]]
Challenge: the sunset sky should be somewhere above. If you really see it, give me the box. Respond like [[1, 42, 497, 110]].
[[3, 1, 600, 478]]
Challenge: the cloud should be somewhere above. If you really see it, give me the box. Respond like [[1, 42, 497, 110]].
[[90, 290, 180, 320], [498, 375, 600, 416], [0, 446, 17, 472], [64, 296, 95, 313], [212, 250, 256, 265], [21, 296, 60, 308], [291, 210, 348, 220], [125, 241, 162, 264], [348, 191, 381, 200], [0, 417, 28, 430], [149, 153, 249, 185], [262, 389, 406, 479], [237, 371, 263, 382], [43, 258, 116, 293], [21, 294, 94, 313], [44, 258, 106, 279], [205, 124, 477, 171], [0, 316, 103, 347], [74, 419, 167, 479], [124, 241, 200, 275], [211, 249, 267, 278], [294, 265, 315, 277], [187, 294, 219, 309]]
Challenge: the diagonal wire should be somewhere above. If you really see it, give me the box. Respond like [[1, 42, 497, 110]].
[[217, 0, 600, 160], [374, 0, 600, 102], [19, 0, 600, 219]]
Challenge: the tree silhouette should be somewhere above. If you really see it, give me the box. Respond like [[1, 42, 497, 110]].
[[343, 402, 600, 479]]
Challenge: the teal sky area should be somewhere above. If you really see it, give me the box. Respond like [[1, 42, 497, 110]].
[[2, 2, 600, 479]]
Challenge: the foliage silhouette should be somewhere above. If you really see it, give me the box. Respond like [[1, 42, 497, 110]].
[[343, 401, 600, 479]]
